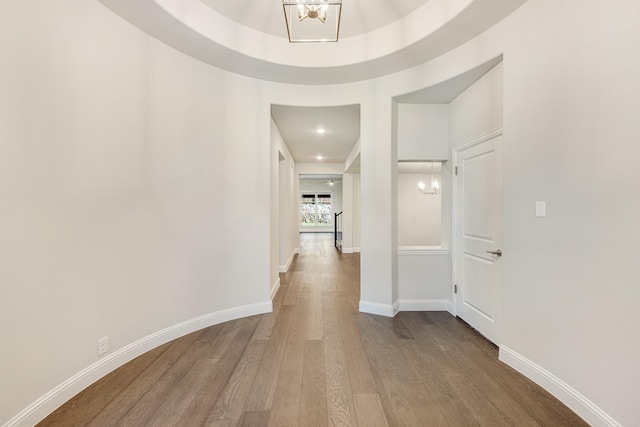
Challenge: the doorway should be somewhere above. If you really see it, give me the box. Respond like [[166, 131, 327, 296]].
[[454, 129, 503, 345]]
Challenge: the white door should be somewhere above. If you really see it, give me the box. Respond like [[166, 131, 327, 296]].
[[455, 132, 503, 345]]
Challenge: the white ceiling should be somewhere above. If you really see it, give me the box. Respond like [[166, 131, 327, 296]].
[[272, 104, 360, 163], [97, 0, 517, 167], [395, 56, 503, 104], [200, 0, 430, 39], [98, 0, 526, 84], [272, 57, 501, 166]]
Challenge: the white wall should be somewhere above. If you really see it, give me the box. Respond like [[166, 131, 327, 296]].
[[449, 64, 503, 148], [445, 62, 503, 333], [397, 173, 442, 246], [271, 118, 297, 282], [397, 249, 451, 312], [398, 104, 449, 160], [341, 174, 355, 252], [0, 2, 272, 424], [352, 174, 361, 251], [3, 0, 640, 425], [396, 105, 448, 311], [493, 3, 638, 424], [447, 1, 640, 424], [344, 137, 361, 172], [296, 163, 345, 175], [389, 0, 639, 422]]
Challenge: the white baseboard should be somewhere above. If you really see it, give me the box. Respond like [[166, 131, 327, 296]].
[[341, 247, 354, 254], [499, 346, 621, 427], [359, 300, 399, 317], [5, 301, 273, 427], [278, 250, 298, 273], [271, 278, 281, 300], [353, 247, 361, 253], [398, 299, 452, 312]]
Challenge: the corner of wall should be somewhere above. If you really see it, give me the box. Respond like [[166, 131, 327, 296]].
[[271, 278, 281, 300], [359, 300, 399, 317]]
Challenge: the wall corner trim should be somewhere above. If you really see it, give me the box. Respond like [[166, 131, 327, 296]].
[[271, 278, 281, 300], [359, 300, 399, 317], [279, 251, 298, 273], [499, 346, 621, 427], [5, 301, 273, 427]]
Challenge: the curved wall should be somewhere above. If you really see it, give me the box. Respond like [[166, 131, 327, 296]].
[[2, 0, 639, 426], [0, 2, 275, 424], [97, 0, 527, 84]]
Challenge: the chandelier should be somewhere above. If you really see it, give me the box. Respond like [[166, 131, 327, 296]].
[[283, 0, 342, 43], [418, 162, 441, 195]]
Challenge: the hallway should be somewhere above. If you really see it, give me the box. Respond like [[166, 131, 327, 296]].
[[39, 234, 586, 426]]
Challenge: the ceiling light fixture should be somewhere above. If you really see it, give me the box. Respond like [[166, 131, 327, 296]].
[[317, 155, 323, 160], [316, 128, 326, 134], [283, 0, 342, 43], [418, 161, 441, 195]]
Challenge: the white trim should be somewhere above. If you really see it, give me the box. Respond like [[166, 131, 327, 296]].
[[271, 278, 281, 300], [499, 346, 622, 427], [353, 247, 361, 253], [359, 300, 399, 317], [398, 299, 452, 313], [4, 301, 272, 427], [294, 247, 300, 254], [341, 247, 354, 254], [278, 251, 297, 273], [397, 246, 449, 256], [454, 127, 503, 152]]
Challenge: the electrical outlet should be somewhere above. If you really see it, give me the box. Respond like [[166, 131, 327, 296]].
[[97, 336, 109, 356]]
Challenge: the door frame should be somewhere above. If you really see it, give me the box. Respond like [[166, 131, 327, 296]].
[[451, 127, 503, 324]]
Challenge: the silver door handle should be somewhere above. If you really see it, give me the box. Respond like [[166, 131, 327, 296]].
[[486, 249, 502, 257]]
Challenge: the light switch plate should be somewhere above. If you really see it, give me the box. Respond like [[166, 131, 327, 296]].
[[536, 202, 546, 218]]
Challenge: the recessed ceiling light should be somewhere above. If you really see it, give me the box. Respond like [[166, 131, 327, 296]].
[[316, 128, 326, 134], [316, 155, 323, 160]]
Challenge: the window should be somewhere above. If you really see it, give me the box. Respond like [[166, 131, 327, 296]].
[[301, 193, 332, 227]]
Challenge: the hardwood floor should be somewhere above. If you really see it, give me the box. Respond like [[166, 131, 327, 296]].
[[39, 233, 588, 426]]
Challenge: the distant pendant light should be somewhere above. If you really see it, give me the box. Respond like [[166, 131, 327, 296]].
[[418, 162, 441, 195], [283, 0, 342, 43]]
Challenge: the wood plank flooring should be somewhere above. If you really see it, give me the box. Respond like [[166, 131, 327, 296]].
[[38, 233, 588, 426]]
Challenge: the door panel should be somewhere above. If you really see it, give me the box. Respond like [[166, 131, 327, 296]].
[[455, 133, 502, 345], [463, 253, 494, 319], [463, 151, 496, 241]]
